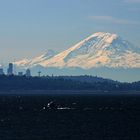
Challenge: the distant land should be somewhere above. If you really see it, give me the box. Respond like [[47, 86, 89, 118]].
[[14, 32, 140, 82], [0, 75, 139, 91]]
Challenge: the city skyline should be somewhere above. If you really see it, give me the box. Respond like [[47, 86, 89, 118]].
[[0, 0, 140, 63], [0, 62, 32, 77]]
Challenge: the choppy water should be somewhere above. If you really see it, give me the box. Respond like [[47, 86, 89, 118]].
[[0, 92, 140, 140]]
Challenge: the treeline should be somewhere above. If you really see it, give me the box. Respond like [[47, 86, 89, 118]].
[[0, 75, 139, 91]]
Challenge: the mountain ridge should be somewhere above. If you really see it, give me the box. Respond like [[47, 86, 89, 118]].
[[15, 32, 140, 69]]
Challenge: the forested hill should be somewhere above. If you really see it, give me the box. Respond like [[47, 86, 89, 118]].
[[0, 75, 139, 91]]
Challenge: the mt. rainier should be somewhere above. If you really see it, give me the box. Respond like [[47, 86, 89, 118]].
[[15, 32, 140, 69], [15, 32, 140, 82]]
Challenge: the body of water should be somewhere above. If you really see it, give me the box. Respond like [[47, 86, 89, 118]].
[[0, 92, 140, 140]]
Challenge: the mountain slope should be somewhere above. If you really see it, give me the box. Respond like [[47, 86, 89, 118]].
[[15, 49, 56, 68], [14, 32, 140, 82], [15, 32, 140, 69], [30, 32, 140, 69]]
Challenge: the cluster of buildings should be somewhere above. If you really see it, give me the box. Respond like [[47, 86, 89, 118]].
[[0, 63, 31, 77]]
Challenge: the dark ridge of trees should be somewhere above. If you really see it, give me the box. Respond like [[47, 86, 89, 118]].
[[57, 75, 119, 84], [0, 75, 139, 91]]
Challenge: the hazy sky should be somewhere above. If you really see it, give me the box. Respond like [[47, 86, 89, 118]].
[[0, 0, 140, 63]]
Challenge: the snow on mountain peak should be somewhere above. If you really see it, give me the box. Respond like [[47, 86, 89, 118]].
[[87, 32, 118, 44], [39, 32, 140, 68], [90, 32, 116, 37], [28, 49, 56, 66], [15, 32, 140, 69], [15, 58, 30, 66], [15, 49, 56, 67]]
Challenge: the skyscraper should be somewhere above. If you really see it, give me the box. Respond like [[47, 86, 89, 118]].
[[0, 68, 4, 75], [7, 63, 13, 75], [26, 69, 31, 77]]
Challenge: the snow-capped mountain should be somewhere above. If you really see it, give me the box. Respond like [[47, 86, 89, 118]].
[[15, 49, 56, 68], [38, 32, 140, 69], [16, 32, 140, 69], [15, 32, 140, 69], [14, 32, 140, 82]]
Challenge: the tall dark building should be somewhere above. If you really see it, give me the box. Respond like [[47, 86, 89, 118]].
[[7, 63, 13, 75], [0, 68, 4, 75], [26, 69, 31, 77]]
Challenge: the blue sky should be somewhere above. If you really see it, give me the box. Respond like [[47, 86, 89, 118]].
[[0, 0, 140, 63]]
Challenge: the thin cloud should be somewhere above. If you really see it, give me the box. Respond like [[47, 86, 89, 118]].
[[124, 0, 140, 3], [89, 15, 139, 25]]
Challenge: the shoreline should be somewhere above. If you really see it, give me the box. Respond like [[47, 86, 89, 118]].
[[0, 90, 139, 95]]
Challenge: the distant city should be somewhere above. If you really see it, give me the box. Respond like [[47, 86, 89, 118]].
[[0, 63, 31, 77]]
